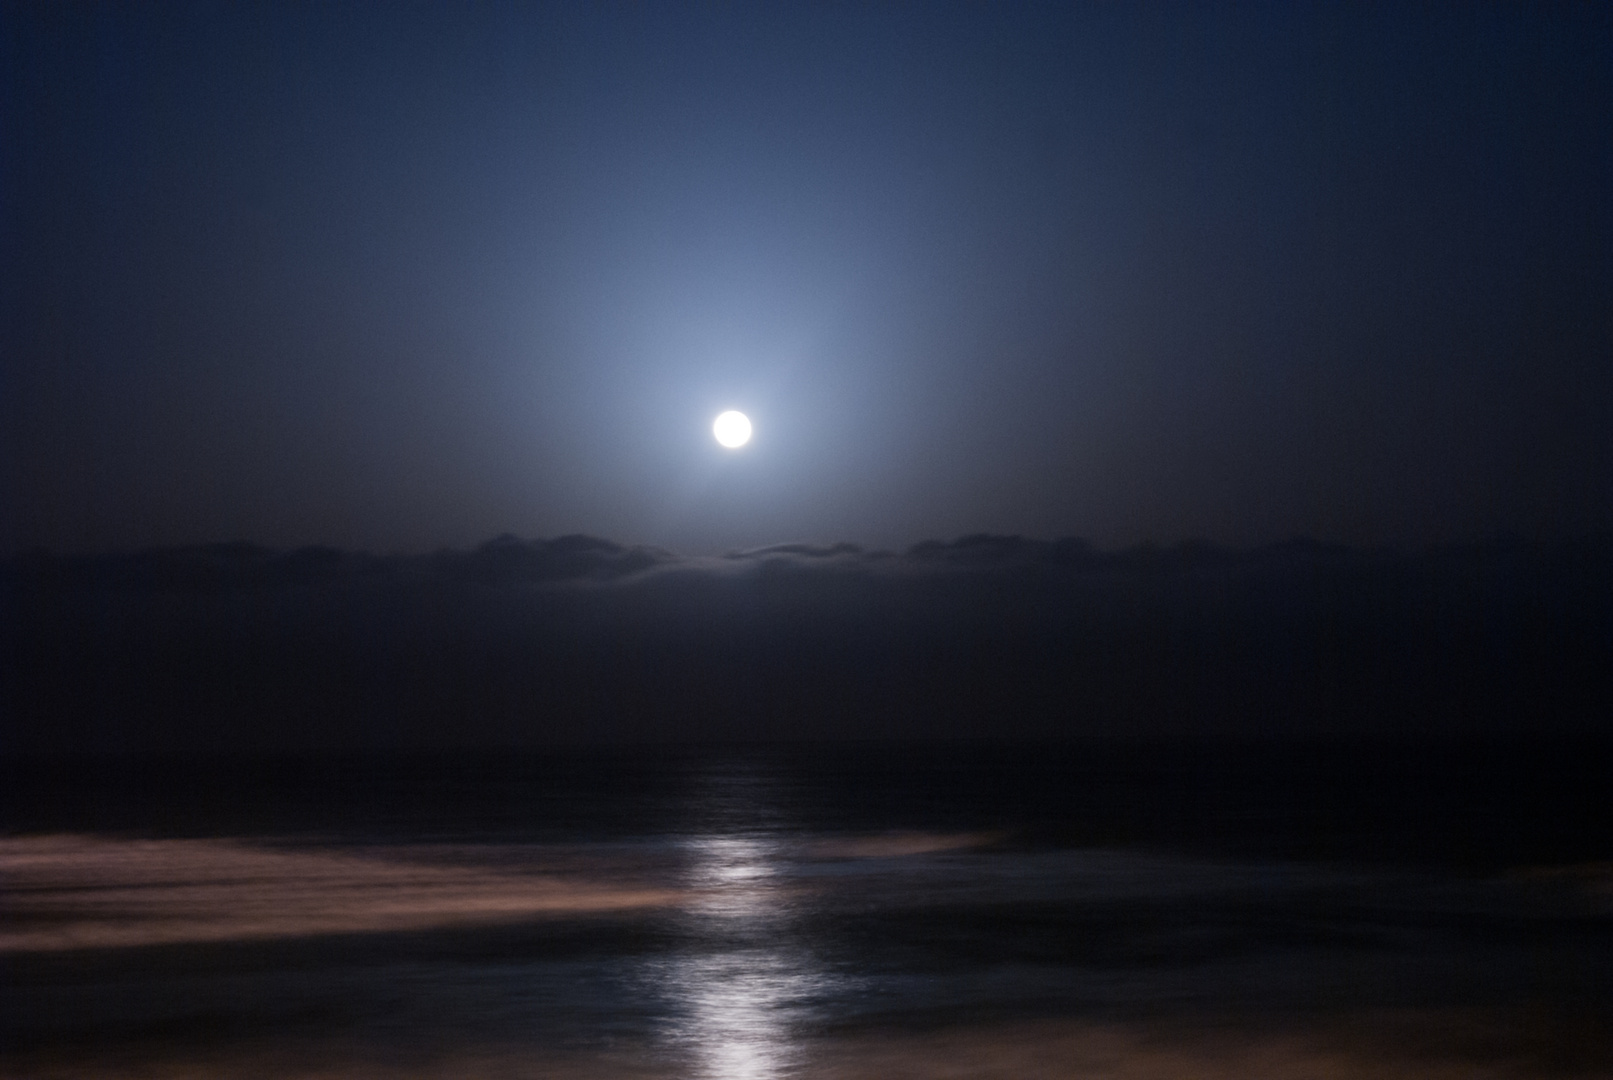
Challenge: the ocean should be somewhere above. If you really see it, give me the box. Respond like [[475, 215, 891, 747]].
[[3, 743, 1610, 1078]]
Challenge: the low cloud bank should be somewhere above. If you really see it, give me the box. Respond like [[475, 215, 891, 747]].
[[3, 535, 1610, 749]]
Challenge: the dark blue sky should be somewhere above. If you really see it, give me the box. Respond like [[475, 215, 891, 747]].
[[5, 2, 1609, 554]]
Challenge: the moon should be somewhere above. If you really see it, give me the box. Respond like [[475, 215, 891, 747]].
[[713, 410, 752, 448]]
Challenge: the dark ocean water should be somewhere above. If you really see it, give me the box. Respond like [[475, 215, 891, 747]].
[[3, 743, 1611, 1078]]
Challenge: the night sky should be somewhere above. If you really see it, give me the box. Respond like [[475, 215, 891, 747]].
[[4, 2, 1611, 556]]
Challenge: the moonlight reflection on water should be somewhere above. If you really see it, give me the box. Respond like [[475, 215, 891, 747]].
[[658, 834, 832, 1080], [2, 751, 1611, 1079]]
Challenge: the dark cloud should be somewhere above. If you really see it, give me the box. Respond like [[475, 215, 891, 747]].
[[3, 535, 1610, 751]]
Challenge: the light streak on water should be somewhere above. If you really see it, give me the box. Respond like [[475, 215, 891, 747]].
[[655, 834, 835, 1080]]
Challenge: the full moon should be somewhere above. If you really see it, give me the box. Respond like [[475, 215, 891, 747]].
[[713, 410, 752, 448]]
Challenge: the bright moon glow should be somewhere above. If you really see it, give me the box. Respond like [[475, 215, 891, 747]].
[[713, 410, 752, 448]]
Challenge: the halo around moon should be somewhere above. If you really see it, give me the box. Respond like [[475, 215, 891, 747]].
[[713, 410, 752, 448]]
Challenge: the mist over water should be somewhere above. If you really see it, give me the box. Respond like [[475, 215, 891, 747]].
[[3, 746, 1611, 1078]]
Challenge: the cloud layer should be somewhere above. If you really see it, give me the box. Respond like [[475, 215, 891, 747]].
[[3, 535, 1610, 749]]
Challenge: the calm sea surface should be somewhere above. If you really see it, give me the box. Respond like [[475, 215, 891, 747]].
[[3, 744, 1611, 1078]]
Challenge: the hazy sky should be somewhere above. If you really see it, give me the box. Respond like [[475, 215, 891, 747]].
[[4, 2, 1609, 554]]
